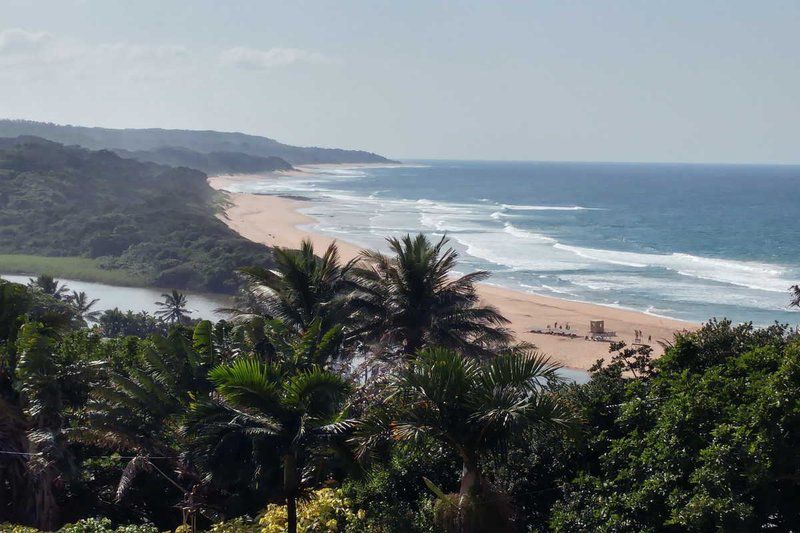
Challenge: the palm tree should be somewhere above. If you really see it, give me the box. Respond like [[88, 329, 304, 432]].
[[355, 347, 571, 532], [4, 322, 92, 529], [186, 321, 351, 533], [27, 274, 69, 301], [155, 289, 192, 324], [0, 280, 87, 528], [233, 240, 359, 334], [66, 290, 101, 323], [74, 330, 214, 503], [354, 234, 512, 358]]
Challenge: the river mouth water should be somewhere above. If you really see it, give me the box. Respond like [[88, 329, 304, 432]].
[[1, 274, 231, 321], [1, 273, 590, 383]]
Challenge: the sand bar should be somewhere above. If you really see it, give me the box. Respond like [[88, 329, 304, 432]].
[[209, 173, 696, 370]]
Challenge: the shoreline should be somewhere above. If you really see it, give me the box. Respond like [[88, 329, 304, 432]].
[[209, 171, 697, 370]]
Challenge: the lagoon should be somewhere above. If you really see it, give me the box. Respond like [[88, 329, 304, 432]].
[[1, 274, 230, 321]]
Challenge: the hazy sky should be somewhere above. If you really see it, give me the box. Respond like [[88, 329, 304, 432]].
[[1, 0, 798, 163]]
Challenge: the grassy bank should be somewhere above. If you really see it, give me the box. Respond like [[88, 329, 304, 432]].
[[0, 254, 149, 286]]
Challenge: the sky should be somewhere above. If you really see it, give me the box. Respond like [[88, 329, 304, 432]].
[[0, 0, 798, 163]]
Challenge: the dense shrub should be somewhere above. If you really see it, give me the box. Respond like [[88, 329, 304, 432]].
[[550, 320, 800, 531], [0, 518, 158, 533]]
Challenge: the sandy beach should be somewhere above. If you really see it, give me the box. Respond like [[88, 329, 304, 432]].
[[210, 172, 696, 370]]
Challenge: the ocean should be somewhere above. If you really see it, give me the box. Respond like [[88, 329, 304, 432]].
[[227, 160, 800, 326]]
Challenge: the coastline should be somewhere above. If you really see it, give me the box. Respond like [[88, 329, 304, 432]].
[[209, 171, 697, 370]]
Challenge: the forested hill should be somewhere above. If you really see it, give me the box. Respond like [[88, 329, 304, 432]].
[[0, 119, 396, 165], [0, 136, 270, 292], [112, 146, 294, 174]]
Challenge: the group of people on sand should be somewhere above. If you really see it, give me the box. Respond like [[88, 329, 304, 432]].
[[542, 322, 654, 345]]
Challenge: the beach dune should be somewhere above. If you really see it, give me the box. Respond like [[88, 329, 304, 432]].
[[209, 173, 696, 371]]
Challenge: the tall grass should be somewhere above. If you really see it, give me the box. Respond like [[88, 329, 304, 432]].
[[0, 254, 149, 286]]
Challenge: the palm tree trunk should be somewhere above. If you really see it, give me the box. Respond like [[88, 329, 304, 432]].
[[283, 453, 299, 533], [403, 330, 423, 357], [459, 456, 483, 496], [287, 496, 297, 533]]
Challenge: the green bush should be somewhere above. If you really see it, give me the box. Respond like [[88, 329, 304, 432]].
[[551, 320, 800, 531], [0, 518, 159, 533]]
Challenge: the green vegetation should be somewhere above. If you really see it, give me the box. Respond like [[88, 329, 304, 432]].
[[111, 147, 294, 175], [0, 255, 146, 286], [0, 120, 395, 166], [0, 137, 270, 293], [2, 235, 800, 532]]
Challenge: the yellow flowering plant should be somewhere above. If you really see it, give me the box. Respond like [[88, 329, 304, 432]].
[[258, 488, 363, 533]]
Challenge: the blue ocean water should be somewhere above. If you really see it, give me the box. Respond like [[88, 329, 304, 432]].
[[229, 160, 800, 325]]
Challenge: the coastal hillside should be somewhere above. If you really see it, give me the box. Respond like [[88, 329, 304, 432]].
[[0, 119, 396, 165], [112, 145, 294, 174], [0, 136, 270, 292]]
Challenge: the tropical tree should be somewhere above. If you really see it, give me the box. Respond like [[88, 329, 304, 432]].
[[0, 280, 81, 529], [73, 329, 214, 510], [186, 320, 352, 533], [233, 240, 359, 334], [550, 320, 800, 532], [66, 290, 101, 323], [354, 234, 512, 358], [28, 274, 69, 301], [155, 289, 191, 324], [97, 308, 165, 338], [355, 347, 572, 532]]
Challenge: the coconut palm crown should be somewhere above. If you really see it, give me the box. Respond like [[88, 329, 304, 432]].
[[233, 240, 359, 335], [354, 347, 572, 505], [354, 234, 512, 358]]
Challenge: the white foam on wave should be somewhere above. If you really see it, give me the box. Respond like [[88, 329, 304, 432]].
[[234, 166, 795, 300], [560, 272, 789, 311], [501, 203, 602, 211], [553, 244, 792, 293], [553, 243, 650, 268], [502, 223, 557, 243]]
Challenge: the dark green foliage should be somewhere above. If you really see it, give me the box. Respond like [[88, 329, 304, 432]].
[[5, 236, 800, 532], [0, 281, 92, 529], [96, 309, 166, 338], [154, 290, 191, 324], [185, 322, 352, 531], [354, 347, 573, 532], [354, 234, 513, 358], [0, 136, 269, 292], [234, 240, 359, 335], [27, 275, 69, 301], [76, 329, 215, 455], [343, 440, 459, 533], [65, 291, 101, 324], [550, 320, 800, 532]]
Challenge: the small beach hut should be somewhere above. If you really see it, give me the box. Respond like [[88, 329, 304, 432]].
[[590, 320, 605, 334]]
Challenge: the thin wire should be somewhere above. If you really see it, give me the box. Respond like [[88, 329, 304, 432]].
[[0, 450, 41, 456], [0, 449, 176, 459]]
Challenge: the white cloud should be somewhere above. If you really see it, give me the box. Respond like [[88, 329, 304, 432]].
[[219, 46, 329, 70], [0, 28, 330, 83], [94, 43, 190, 64], [0, 28, 52, 54], [0, 28, 196, 82], [0, 28, 64, 66]]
